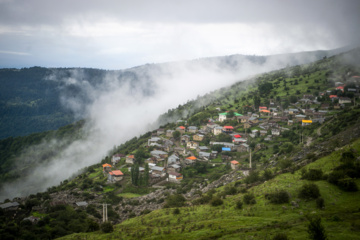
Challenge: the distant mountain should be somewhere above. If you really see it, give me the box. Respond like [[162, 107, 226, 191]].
[[0, 47, 353, 139]]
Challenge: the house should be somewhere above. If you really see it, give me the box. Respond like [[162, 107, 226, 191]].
[[339, 97, 351, 104], [233, 134, 241, 138], [206, 122, 219, 132], [210, 151, 218, 159], [244, 122, 252, 129], [237, 143, 249, 152], [199, 151, 211, 160], [302, 119, 313, 126], [168, 154, 179, 165], [185, 156, 197, 164], [126, 155, 135, 164], [112, 153, 125, 165], [271, 128, 281, 136], [188, 126, 198, 133], [264, 135, 272, 141], [219, 112, 242, 122], [0, 202, 19, 211], [102, 163, 112, 172], [231, 160, 240, 170], [176, 126, 186, 133], [288, 108, 300, 115], [23, 216, 40, 224], [75, 201, 88, 208], [288, 120, 294, 126], [181, 135, 191, 144], [174, 147, 186, 155], [249, 116, 259, 124], [150, 166, 166, 177], [336, 86, 344, 92], [166, 130, 175, 137], [145, 156, 158, 164], [193, 134, 204, 141], [222, 126, 234, 133], [219, 112, 228, 122], [162, 139, 174, 152], [157, 128, 165, 135], [168, 172, 183, 182], [237, 116, 250, 123], [295, 114, 306, 122], [108, 170, 124, 182], [168, 164, 181, 173], [187, 141, 199, 149], [213, 126, 223, 135], [197, 146, 209, 152], [259, 106, 267, 111], [233, 138, 247, 144], [260, 130, 267, 136], [150, 150, 168, 159], [148, 137, 161, 146]]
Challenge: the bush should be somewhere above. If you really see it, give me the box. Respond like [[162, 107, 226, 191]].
[[307, 216, 327, 240], [316, 197, 325, 209], [272, 233, 289, 240], [101, 222, 113, 233], [236, 200, 243, 209], [302, 169, 323, 181], [298, 183, 321, 199], [337, 177, 358, 192], [243, 193, 256, 205], [263, 169, 274, 181], [173, 208, 180, 215], [210, 197, 223, 207], [278, 159, 293, 170], [164, 194, 186, 208], [265, 190, 290, 204], [244, 171, 260, 184]]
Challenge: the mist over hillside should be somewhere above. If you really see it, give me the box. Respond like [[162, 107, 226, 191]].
[[0, 48, 351, 200]]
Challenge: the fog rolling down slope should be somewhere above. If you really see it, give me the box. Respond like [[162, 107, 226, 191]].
[[0, 48, 344, 201]]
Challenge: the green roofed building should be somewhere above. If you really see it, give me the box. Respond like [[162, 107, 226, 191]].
[[219, 112, 243, 122]]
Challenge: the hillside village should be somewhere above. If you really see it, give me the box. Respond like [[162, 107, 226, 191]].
[[103, 75, 359, 186], [1, 49, 360, 239]]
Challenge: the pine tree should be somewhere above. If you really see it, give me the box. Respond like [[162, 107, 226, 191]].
[[144, 163, 149, 186]]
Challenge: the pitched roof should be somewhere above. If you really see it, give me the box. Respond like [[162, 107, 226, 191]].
[[186, 156, 197, 160], [0, 202, 19, 209], [127, 155, 135, 159], [223, 126, 234, 129], [110, 170, 124, 176], [169, 172, 182, 177], [102, 163, 112, 168], [302, 120, 313, 123], [234, 134, 241, 138], [231, 160, 239, 165]]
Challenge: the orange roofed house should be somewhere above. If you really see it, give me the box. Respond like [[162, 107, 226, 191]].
[[230, 160, 240, 170], [185, 156, 197, 164], [102, 163, 112, 173], [108, 170, 124, 182], [126, 155, 135, 164]]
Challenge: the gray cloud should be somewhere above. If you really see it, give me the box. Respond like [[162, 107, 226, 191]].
[[0, 0, 359, 69]]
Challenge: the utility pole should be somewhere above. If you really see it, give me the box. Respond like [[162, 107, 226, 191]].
[[102, 203, 110, 222], [249, 148, 252, 169]]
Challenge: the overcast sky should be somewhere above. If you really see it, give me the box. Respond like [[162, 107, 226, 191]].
[[0, 0, 359, 69]]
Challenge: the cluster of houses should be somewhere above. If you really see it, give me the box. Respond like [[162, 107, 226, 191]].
[[106, 79, 360, 185]]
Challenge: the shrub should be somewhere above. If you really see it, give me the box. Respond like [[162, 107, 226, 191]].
[[298, 183, 320, 199], [173, 208, 180, 215], [316, 197, 325, 209], [327, 170, 344, 185], [235, 200, 243, 209], [210, 197, 223, 207], [278, 159, 293, 170], [243, 193, 256, 205], [263, 169, 274, 180], [100, 222, 114, 233], [164, 194, 186, 208], [302, 169, 323, 181], [265, 190, 290, 204], [337, 177, 358, 192], [224, 185, 237, 195], [244, 171, 260, 184], [272, 233, 289, 240], [307, 216, 327, 240]]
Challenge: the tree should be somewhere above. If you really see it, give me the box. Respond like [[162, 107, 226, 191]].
[[144, 163, 149, 186], [172, 130, 181, 139], [307, 216, 327, 240], [101, 222, 114, 233]]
